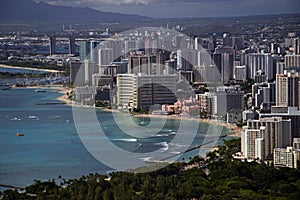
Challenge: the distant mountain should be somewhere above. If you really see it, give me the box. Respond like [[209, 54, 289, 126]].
[[0, 0, 151, 24]]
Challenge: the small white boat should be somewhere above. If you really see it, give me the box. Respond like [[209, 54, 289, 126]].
[[28, 115, 38, 119], [10, 117, 21, 121]]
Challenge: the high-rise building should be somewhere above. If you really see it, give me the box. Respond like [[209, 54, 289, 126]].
[[243, 53, 274, 81], [117, 74, 136, 109], [70, 61, 96, 86], [285, 37, 300, 55], [234, 65, 247, 82], [74, 86, 97, 105], [117, 74, 177, 110], [276, 70, 300, 108], [254, 70, 267, 83], [221, 53, 234, 82], [98, 48, 113, 74], [84, 61, 96, 85], [90, 41, 100, 64], [112, 39, 122, 62], [70, 61, 83, 85], [252, 82, 276, 111], [212, 52, 234, 83], [175, 35, 186, 49], [49, 36, 56, 55], [274, 147, 300, 168], [222, 34, 244, 50], [242, 117, 292, 160], [285, 55, 300, 68], [176, 49, 196, 71], [193, 65, 206, 83], [92, 74, 113, 87], [215, 87, 244, 118], [241, 128, 264, 159], [128, 54, 155, 75], [69, 36, 76, 55], [111, 59, 128, 74], [79, 40, 90, 61], [260, 107, 300, 140], [197, 49, 211, 67], [299, 80, 300, 110], [293, 138, 300, 149], [156, 50, 170, 75], [164, 60, 177, 75], [195, 37, 201, 50], [124, 40, 129, 58]]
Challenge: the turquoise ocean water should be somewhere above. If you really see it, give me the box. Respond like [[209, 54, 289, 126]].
[[0, 88, 228, 190]]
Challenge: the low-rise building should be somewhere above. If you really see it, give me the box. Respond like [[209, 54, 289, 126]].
[[274, 147, 300, 168]]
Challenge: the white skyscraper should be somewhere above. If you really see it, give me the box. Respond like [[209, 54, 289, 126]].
[[117, 74, 177, 110], [99, 48, 113, 66], [234, 65, 247, 82], [276, 70, 300, 107], [245, 53, 274, 81], [242, 117, 291, 160]]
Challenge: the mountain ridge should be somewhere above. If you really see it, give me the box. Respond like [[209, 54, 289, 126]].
[[0, 0, 151, 23]]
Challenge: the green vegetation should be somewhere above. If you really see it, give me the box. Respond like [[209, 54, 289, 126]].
[[130, 108, 150, 115], [2, 139, 300, 199], [0, 72, 47, 79], [95, 101, 111, 108], [3, 61, 69, 74]]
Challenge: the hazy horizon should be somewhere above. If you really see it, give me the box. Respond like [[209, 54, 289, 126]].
[[35, 0, 300, 18]]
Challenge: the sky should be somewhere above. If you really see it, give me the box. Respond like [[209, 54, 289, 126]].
[[37, 0, 300, 18]]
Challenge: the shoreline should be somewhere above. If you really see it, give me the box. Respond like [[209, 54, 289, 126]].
[[0, 64, 63, 73], [21, 85, 241, 136], [54, 86, 73, 107], [14, 84, 74, 107], [135, 113, 241, 137], [100, 107, 241, 137]]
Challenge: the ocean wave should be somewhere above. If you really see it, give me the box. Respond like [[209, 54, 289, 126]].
[[139, 157, 153, 162], [28, 115, 38, 119], [169, 142, 189, 147], [49, 115, 61, 119], [155, 142, 169, 152], [112, 138, 138, 142], [10, 117, 21, 121], [170, 151, 181, 154], [154, 134, 170, 137]]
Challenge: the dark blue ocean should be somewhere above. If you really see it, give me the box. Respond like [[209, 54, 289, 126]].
[[0, 88, 228, 190]]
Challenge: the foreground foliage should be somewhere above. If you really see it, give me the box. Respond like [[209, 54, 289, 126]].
[[2, 139, 300, 200]]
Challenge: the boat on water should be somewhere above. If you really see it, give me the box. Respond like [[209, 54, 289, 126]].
[[28, 115, 38, 119], [16, 131, 25, 137], [10, 117, 21, 121]]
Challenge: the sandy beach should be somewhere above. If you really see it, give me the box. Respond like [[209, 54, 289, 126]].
[[0, 64, 63, 73], [54, 86, 73, 106], [100, 107, 241, 136], [133, 113, 241, 136], [42, 86, 242, 137]]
